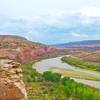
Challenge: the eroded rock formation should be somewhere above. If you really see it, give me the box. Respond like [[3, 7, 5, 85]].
[[0, 59, 27, 100], [0, 35, 58, 63]]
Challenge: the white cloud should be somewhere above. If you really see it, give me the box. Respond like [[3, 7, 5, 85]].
[[71, 33, 81, 37], [71, 32, 88, 38], [27, 31, 45, 39], [0, 32, 14, 35], [78, 7, 100, 17]]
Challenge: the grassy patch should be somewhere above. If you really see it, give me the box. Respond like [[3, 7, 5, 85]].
[[61, 56, 100, 71], [50, 68, 100, 81], [21, 62, 52, 100]]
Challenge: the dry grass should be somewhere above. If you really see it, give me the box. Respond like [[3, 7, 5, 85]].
[[76, 51, 100, 63], [50, 68, 100, 81]]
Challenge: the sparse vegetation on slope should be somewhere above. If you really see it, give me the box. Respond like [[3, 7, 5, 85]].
[[21, 62, 100, 100], [61, 56, 100, 71], [78, 51, 100, 63]]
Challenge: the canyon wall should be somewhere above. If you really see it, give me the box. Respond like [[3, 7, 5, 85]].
[[0, 35, 57, 63]]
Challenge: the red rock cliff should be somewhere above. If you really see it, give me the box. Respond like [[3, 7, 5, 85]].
[[0, 35, 57, 63]]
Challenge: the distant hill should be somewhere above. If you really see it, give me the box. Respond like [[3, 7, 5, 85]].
[[52, 40, 100, 51]]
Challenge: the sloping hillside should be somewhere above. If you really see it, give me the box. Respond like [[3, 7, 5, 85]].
[[52, 40, 100, 51], [76, 51, 100, 63], [0, 35, 57, 63]]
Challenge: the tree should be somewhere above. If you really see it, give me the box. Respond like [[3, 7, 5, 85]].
[[43, 71, 61, 82], [43, 71, 52, 81], [52, 73, 61, 82]]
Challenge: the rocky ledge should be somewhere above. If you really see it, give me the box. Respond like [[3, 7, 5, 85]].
[[0, 59, 27, 100]]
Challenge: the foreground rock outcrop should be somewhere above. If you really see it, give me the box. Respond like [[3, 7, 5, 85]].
[[0, 59, 27, 100]]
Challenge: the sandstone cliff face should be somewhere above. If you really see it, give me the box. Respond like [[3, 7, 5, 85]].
[[0, 59, 27, 100], [0, 35, 57, 63]]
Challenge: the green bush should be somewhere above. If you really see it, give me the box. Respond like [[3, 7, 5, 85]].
[[43, 71, 61, 82], [50, 76, 100, 100]]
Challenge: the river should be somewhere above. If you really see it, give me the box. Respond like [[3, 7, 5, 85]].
[[32, 56, 100, 89]]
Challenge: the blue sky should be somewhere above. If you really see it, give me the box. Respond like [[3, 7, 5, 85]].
[[0, 0, 100, 44]]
